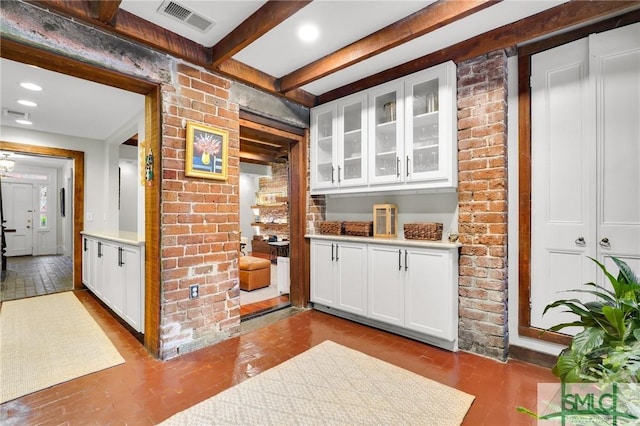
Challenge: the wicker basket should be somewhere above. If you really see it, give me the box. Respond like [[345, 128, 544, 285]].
[[403, 223, 443, 241], [317, 221, 344, 235], [344, 221, 373, 237]]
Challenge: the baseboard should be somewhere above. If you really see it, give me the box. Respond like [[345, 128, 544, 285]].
[[508, 344, 557, 368]]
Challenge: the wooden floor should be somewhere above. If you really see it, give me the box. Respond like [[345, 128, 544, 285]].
[[0, 289, 557, 425]]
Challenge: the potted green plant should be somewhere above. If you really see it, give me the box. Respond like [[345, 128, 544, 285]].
[[518, 257, 640, 422], [544, 257, 639, 383]]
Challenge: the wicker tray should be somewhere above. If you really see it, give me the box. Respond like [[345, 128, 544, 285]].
[[344, 221, 373, 237], [403, 223, 443, 241], [317, 221, 344, 235]]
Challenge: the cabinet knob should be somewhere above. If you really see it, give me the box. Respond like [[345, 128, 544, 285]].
[[599, 237, 611, 248], [575, 237, 586, 246]]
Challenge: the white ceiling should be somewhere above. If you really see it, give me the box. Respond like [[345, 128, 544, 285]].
[[2, 0, 623, 146], [120, 0, 568, 95], [0, 58, 144, 142]]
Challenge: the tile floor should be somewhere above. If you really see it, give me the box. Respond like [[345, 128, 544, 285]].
[[0, 289, 558, 425], [0, 255, 73, 301]]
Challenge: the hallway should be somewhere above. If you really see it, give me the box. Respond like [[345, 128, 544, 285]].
[[1, 290, 556, 425], [0, 255, 72, 302]]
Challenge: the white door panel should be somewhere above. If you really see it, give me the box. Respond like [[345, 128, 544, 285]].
[[1, 182, 34, 256], [592, 23, 640, 267], [530, 38, 594, 330], [530, 24, 640, 334]]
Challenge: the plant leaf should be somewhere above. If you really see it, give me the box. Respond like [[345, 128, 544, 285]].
[[571, 328, 605, 355], [601, 306, 626, 340]]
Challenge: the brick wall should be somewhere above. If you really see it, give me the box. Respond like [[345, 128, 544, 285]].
[[159, 63, 241, 359], [256, 162, 289, 240], [456, 50, 509, 360]]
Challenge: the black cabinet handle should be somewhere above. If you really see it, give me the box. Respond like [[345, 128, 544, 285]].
[[406, 156, 410, 177], [335, 244, 339, 261], [331, 243, 334, 261], [404, 250, 408, 271], [97, 242, 102, 258], [337, 166, 341, 183], [398, 249, 402, 270], [396, 157, 400, 177], [83, 238, 87, 252], [118, 247, 125, 267], [331, 166, 335, 184]]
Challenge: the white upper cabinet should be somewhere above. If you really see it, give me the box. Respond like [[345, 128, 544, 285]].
[[338, 93, 368, 188], [404, 62, 457, 185], [310, 61, 457, 194], [368, 80, 404, 185], [311, 93, 368, 190], [310, 103, 338, 190]]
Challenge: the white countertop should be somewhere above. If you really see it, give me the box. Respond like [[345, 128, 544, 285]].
[[305, 234, 461, 249], [81, 230, 145, 246]]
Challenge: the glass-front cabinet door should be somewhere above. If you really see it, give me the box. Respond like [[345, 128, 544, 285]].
[[368, 81, 404, 185], [337, 93, 367, 187], [310, 103, 338, 190], [404, 61, 456, 183]]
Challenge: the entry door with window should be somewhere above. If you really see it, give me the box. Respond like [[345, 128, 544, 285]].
[[1, 182, 34, 256], [529, 23, 640, 332]]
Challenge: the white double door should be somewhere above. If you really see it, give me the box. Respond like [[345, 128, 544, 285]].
[[530, 23, 640, 331], [1, 182, 34, 257]]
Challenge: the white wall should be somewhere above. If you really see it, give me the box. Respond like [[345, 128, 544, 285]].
[[325, 191, 459, 241], [1, 126, 111, 233], [119, 156, 138, 233], [239, 163, 271, 253], [59, 160, 74, 256]]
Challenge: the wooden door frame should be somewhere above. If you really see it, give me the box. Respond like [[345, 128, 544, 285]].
[[238, 113, 310, 307], [516, 14, 638, 346], [0, 39, 162, 357], [0, 142, 84, 276]]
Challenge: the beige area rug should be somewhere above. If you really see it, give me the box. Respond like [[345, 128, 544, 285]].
[[160, 340, 475, 425], [0, 292, 125, 403]]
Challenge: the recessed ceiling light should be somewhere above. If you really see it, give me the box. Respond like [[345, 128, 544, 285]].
[[16, 119, 33, 125], [20, 82, 42, 91], [298, 24, 319, 42], [17, 99, 38, 107]]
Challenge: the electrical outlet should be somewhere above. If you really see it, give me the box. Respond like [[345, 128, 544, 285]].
[[189, 284, 199, 299]]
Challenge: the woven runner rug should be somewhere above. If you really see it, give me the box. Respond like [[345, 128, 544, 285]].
[[0, 292, 125, 403], [161, 340, 474, 425]]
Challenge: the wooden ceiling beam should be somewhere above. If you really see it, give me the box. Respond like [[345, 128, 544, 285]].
[[29, 1, 316, 108], [239, 151, 283, 164], [90, 0, 122, 25], [211, 0, 312, 66], [31, 1, 209, 65], [318, 0, 640, 104], [277, 0, 501, 93], [240, 136, 287, 148], [213, 59, 316, 107]]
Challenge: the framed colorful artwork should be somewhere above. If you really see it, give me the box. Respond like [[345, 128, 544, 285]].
[[185, 122, 229, 180]]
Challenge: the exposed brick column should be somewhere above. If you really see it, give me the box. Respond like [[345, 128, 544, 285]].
[[159, 63, 241, 359], [456, 50, 509, 360]]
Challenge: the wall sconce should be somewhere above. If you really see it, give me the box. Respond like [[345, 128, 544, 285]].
[[0, 153, 15, 172]]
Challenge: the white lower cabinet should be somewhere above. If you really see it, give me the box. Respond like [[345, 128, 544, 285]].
[[81, 233, 145, 333], [310, 239, 368, 316], [311, 236, 459, 351]]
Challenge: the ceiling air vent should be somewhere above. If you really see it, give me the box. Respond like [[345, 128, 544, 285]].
[[3, 108, 29, 121], [157, 1, 215, 33]]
